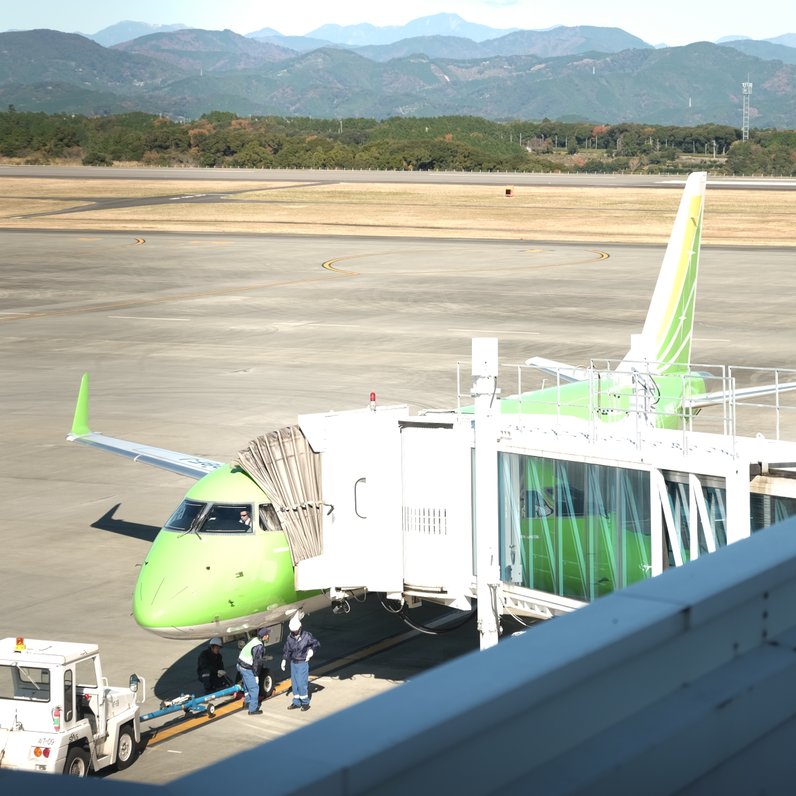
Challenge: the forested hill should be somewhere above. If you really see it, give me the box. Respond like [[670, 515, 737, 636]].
[[0, 27, 794, 128], [1, 111, 793, 176]]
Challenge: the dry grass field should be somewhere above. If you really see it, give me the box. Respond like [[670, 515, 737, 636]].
[[0, 177, 793, 245]]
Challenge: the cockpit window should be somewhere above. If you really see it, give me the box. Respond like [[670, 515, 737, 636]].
[[259, 504, 283, 532], [163, 501, 282, 533], [202, 504, 254, 533], [164, 500, 205, 531]]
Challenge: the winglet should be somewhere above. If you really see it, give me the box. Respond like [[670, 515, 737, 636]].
[[68, 373, 92, 439]]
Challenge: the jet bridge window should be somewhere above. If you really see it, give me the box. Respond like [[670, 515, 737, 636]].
[[0, 665, 51, 702], [751, 493, 796, 532], [499, 453, 651, 602]]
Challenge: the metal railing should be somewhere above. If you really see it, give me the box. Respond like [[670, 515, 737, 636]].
[[455, 359, 796, 445]]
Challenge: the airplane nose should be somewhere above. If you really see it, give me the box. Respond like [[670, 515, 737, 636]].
[[133, 563, 196, 634], [132, 533, 210, 635]]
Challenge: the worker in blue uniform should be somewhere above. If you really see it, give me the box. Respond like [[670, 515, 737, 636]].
[[280, 614, 320, 711], [236, 627, 270, 715]]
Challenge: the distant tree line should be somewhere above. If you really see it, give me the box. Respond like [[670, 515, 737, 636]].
[[1, 108, 793, 176]]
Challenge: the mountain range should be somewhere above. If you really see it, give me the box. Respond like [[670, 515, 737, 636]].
[[1, 14, 795, 127], [81, 14, 796, 52]]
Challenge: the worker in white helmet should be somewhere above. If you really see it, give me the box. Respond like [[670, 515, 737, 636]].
[[197, 637, 227, 694], [280, 614, 320, 711]]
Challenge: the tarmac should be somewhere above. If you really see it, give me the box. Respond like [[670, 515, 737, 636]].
[[0, 183, 794, 783]]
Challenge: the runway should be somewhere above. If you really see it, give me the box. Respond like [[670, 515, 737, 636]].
[[0, 196, 794, 781], [3, 165, 795, 190]]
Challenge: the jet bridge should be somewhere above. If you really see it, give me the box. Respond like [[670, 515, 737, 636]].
[[292, 403, 476, 611], [251, 341, 796, 650]]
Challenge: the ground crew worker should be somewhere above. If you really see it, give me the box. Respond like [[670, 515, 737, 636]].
[[236, 627, 270, 715], [281, 614, 320, 711], [197, 637, 227, 694]]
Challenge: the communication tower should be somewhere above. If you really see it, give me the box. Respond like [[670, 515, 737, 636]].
[[742, 80, 753, 141]]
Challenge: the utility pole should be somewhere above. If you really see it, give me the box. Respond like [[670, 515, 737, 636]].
[[472, 338, 501, 651], [742, 79, 753, 141]]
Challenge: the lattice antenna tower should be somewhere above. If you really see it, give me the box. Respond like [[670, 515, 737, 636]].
[[742, 78, 753, 141]]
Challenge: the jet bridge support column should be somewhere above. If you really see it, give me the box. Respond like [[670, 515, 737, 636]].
[[472, 338, 501, 650]]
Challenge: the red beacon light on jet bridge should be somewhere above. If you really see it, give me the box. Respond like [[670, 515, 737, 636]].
[[369, 392, 376, 412]]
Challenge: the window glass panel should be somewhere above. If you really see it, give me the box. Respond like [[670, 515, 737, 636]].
[[703, 485, 727, 549], [259, 504, 283, 532], [0, 666, 51, 701], [164, 500, 206, 531], [663, 477, 727, 563], [64, 669, 74, 722], [751, 494, 796, 532], [201, 504, 254, 533], [0, 666, 12, 699], [75, 658, 97, 688], [499, 453, 651, 602]]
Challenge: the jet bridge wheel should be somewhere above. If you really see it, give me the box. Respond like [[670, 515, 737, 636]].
[[64, 745, 90, 776], [115, 724, 138, 770]]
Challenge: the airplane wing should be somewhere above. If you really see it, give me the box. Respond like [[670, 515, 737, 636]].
[[66, 374, 224, 479], [525, 356, 591, 384], [684, 381, 796, 410]]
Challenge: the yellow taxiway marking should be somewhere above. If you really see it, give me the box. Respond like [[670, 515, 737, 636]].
[[146, 680, 292, 747], [321, 254, 367, 275]]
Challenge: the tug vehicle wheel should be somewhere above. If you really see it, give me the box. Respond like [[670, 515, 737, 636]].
[[116, 725, 138, 771], [64, 746, 90, 777]]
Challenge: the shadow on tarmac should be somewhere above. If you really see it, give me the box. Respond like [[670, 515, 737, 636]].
[[91, 503, 160, 542], [141, 596, 534, 739]]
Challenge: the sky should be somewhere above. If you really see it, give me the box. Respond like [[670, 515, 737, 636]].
[[2, 0, 794, 47]]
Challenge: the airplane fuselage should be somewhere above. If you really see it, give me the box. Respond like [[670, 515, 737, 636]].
[[500, 371, 708, 429], [132, 465, 323, 639]]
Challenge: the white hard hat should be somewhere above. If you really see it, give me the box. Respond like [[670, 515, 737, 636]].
[[288, 615, 302, 632], [209, 637, 223, 647]]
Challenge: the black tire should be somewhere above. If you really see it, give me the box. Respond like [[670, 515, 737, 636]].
[[206, 703, 216, 718], [64, 746, 90, 777], [260, 669, 274, 699], [115, 725, 138, 771]]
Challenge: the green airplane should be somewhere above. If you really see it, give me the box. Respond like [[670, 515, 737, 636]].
[[67, 172, 796, 639], [68, 390, 327, 639]]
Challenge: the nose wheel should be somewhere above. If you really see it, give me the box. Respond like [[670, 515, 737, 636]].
[[260, 671, 274, 699]]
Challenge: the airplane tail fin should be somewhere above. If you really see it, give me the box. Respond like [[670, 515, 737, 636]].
[[620, 172, 706, 376]]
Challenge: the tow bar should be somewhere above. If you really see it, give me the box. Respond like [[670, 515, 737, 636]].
[[141, 683, 242, 722]]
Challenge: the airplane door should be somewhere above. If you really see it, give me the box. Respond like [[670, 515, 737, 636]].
[[295, 405, 409, 594]]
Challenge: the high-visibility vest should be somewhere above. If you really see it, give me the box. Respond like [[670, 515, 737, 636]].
[[238, 637, 262, 666]]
